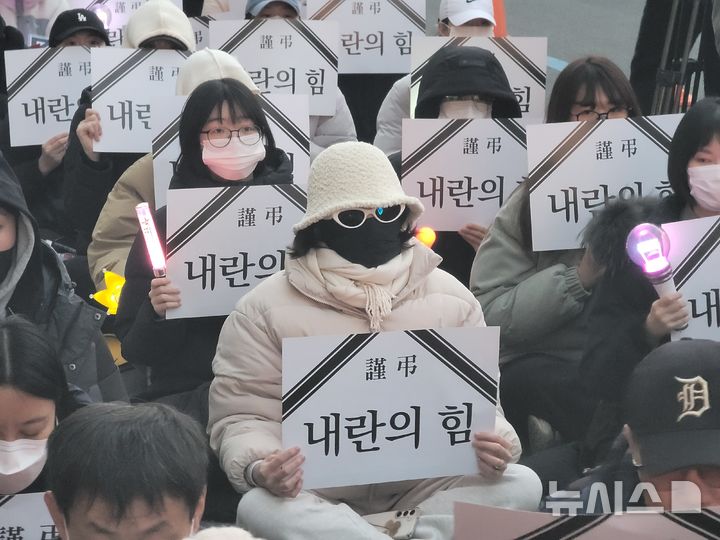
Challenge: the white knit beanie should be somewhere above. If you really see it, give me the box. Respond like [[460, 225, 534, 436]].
[[293, 141, 424, 232], [123, 0, 196, 52], [176, 49, 260, 96]]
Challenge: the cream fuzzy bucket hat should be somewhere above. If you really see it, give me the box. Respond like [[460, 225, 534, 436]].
[[123, 0, 196, 51], [293, 141, 424, 232], [176, 49, 260, 96]]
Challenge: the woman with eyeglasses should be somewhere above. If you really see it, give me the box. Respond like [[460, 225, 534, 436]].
[[114, 77, 292, 424], [468, 57, 641, 465], [208, 142, 542, 539]]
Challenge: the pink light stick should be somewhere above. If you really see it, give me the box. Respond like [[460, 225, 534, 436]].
[[135, 203, 166, 278]]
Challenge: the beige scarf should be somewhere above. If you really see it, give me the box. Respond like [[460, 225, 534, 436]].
[[302, 247, 414, 331]]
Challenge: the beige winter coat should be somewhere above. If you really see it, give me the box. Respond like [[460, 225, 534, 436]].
[[87, 154, 154, 288], [208, 242, 521, 493]]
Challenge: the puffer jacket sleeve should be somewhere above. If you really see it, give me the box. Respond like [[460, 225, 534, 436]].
[[373, 74, 410, 155], [309, 89, 357, 160], [208, 305, 283, 493], [87, 153, 155, 289], [469, 187, 591, 349]]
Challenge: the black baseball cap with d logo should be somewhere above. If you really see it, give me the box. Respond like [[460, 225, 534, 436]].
[[623, 339, 720, 476]]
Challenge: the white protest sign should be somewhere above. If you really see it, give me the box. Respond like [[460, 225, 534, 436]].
[[410, 36, 547, 122], [151, 94, 310, 208], [165, 185, 306, 318], [307, 0, 424, 74], [454, 503, 720, 540], [5, 47, 91, 146], [67, 0, 184, 46], [282, 327, 500, 489], [91, 48, 188, 153], [663, 216, 720, 341], [0, 493, 58, 537], [401, 118, 526, 231], [190, 11, 245, 51], [210, 19, 339, 115], [527, 114, 682, 251]]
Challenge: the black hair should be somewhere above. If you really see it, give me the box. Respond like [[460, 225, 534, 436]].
[[0, 315, 74, 419], [518, 56, 641, 250], [138, 36, 188, 50], [46, 402, 209, 522], [176, 78, 279, 182], [546, 56, 641, 123], [289, 208, 416, 258], [667, 97, 720, 208]]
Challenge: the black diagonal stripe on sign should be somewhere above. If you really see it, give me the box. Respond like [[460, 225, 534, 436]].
[[387, 0, 425, 31], [515, 515, 610, 540], [401, 119, 471, 179], [92, 49, 154, 101], [308, 0, 343, 20], [282, 333, 378, 420], [0, 495, 13, 508], [491, 37, 546, 88], [272, 184, 307, 213], [152, 114, 181, 158], [494, 118, 527, 149], [85, 0, 107, 8], [410, 37, 469, 88], [260, 95, 310, 155], [627, 116, 673, 154], [662, 512, 720, 539], [218, 18, 264, 54], [527, 121, 602, 194], [404, 330, 497, 405], [289, 19, 338, 69], [166, 187, 249, 259], [674, 217, 720, 290], [7, 47, 64, 100], [194, 16, 213, 29]]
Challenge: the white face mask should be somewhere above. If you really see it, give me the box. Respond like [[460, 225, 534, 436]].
[[0, 438, 47, 495], [448, 25, 494, 38], [201, 136, 266, 181], [438, 99, 492, 119], [688, 164, 720, 213]]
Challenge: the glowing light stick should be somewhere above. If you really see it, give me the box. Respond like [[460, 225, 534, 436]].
[[416, 226, 437, 248], [135, 203, 166, 277], [626, 223, 677, 297]]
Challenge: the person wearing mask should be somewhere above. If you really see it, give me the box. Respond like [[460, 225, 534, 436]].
[[246, 0, 358, 159], [469, 57, 641, 460], [44, 403, 208, 538], [374, 0, 497, 156], [0, 153, 126, 402], [0, 0, 68, 45], [86, 49, 260, 290], [580, 96, 720, 464], [115, 77, 292, 419], [0, 315, 87, 496], [209, 141, 541, 540], [62, 0, 196, 258], [411, 45, 521, 286], [1, 9, 109, 246]]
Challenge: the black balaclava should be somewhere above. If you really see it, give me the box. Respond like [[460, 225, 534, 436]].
[[317, 212, 408, 268], [0, 245, 14, 282]]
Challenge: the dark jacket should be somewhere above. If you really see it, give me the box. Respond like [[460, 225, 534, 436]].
[[1, 94, 72, 240], [414, 46, 522, 120], [114, 150, 293, 400], [0, 152, 127, 402], [63, 86, 145, 253], [579, 196, 685, 463]]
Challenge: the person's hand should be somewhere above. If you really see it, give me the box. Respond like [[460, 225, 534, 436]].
[[254, 447, 305, 498], [472, 432, 513, 478], [38, 132, 69, 175], [577, 248, 605, 290], [76, 108, 102, 162], [148, 277, 181, 317], [645, 292, 689, 339], [458, 223, 489, 251]]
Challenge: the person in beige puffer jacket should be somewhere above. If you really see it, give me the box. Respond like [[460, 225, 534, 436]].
[[208, 142, 541, 540]]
